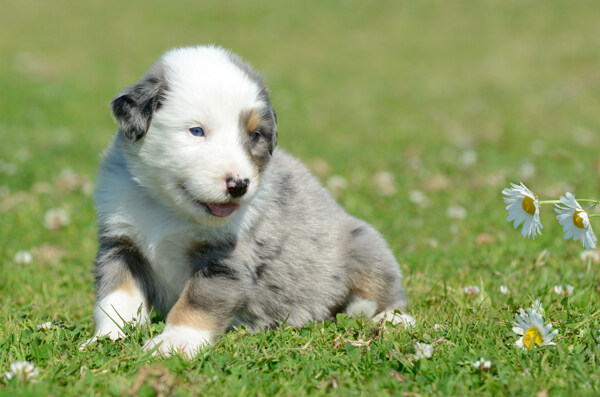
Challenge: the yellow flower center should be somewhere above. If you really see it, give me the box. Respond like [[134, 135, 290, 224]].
[[521, 196, 536, 215], [573, 210, 586, 229], [524, 327, 543, 350]]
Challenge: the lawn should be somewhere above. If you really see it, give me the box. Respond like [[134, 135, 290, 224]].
[[1, 0, 600, 395]]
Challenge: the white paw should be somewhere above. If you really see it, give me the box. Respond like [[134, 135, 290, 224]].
[[79, 324, 126, 350], [345, 298, 378, 318], [143, 325, 212, 358], [81, 288, 149, 351], [80, 336, 99, 350], [373, 311, 416, 328]]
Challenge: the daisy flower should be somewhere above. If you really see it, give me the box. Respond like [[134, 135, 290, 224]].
[[531, 300, 544, 314], [502, 182, 542, 239], [4, 361, 39, 382], [473, 357, 492, 371], [512, 307, 558, 350], [555, 192, 597, 250], [413, 342, 433, 360]]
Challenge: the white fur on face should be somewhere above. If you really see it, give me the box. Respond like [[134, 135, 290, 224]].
[[123, 47, 267, 224]]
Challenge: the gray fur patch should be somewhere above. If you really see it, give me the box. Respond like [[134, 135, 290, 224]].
[[163, 151, 407, 331]]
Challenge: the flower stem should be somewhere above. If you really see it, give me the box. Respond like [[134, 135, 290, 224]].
[[538, 200, 560, 205], [576, 199, 600, 204]]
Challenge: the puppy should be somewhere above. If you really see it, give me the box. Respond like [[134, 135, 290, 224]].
[[89, 45, 413, 357]]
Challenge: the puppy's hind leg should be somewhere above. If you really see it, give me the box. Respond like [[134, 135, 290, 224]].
[[342, 220, 415, 327]]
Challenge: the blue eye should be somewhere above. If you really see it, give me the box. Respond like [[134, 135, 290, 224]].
[[189, 127, 205, 137]]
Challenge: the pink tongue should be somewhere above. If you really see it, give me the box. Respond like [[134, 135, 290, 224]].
[[207, 202, 239, 217]]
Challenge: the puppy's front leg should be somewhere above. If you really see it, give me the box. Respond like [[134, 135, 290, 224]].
[[144, 268, 246, 358], [84, 238, 151, 346]]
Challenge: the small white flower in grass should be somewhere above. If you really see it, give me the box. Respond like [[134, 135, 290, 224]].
[[566, 284, 574, 296], [4, 361, 39, 381], [555, 192, 597, 250], [459, 149, 477, 169], [473, 357, 492, 371], [502, 182, 542, 239], [14, 250, 32, 265], [553, 285, 564, 295], [553, 285, 574, 296], [512, 307, 558, 350], [37, 322, 54, 330], [500, 285, 510, 294], [373, 171, 397, 196], [43, 208, 70, 230], [326, 175, 348, 198], [409, 190, 430, 207], [579, 250, 600, 264], [446, 205, 467, 220], [518, 161, 536, 180], [463, 285, 480, 295], [413, 342, 433, 360], [433, 323, 444, 330]]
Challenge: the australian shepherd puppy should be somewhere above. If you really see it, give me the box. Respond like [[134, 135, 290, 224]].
[[88, 45, 413, 357]]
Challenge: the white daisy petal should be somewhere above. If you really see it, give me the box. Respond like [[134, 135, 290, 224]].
[[502, 182, 542, 239], [555, 192, 597, 250], [511, 305, 558, 350]]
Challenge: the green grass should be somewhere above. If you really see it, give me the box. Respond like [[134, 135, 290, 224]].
[[2, 0, 600, 395]]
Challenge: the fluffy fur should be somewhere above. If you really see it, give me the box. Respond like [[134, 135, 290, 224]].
[[89, 45, 412, 357]]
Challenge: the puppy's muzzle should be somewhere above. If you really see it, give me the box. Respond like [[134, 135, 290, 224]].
[[226, 177, 250, 198]]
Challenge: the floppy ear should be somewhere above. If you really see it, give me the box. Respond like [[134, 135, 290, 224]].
[[110, 65, 166, 142]]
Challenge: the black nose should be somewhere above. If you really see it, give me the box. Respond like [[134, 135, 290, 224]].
[[226, 177, 249, 198]]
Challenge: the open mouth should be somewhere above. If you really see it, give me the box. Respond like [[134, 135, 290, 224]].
[[179, 184, 239, 217]]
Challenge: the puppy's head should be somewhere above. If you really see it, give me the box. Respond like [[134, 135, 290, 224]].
[[111, 46, 277, 225]]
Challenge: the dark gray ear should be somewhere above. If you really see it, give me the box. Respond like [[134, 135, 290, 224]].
[[110, 64, 166, 142]]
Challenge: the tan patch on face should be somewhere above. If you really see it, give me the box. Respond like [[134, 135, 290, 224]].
[[245, 109, 261, 134], [166, 284, 220, 332]]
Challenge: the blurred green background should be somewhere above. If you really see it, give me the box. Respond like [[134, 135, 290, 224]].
[[1, 0, 600, 393], [3, 0, 600, 303], [2, 0, 599, 265]]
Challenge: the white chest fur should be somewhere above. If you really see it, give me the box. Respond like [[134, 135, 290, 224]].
[[96, 139, 267, 314], [96, 167, 259, 314]]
